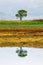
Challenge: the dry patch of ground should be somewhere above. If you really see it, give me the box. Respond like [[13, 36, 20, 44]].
[[0, 28, 43, 48]]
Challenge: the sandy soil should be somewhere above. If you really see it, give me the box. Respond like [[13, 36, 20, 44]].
[[0, 28, 43, 48]]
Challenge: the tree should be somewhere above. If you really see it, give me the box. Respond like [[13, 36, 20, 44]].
[[16, 47, 27, 57], [15, 10, 27, 20]]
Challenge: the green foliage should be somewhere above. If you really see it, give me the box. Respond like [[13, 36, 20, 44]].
[[15, 14, 20, 18], [16, 49, 19, 53], [18, 10, 27, 17], [16, 47, 27, 57], [15, 10, 27, 20], [18, 52, 27, 57]]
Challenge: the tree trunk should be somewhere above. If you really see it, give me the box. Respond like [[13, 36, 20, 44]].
[[20, 16, 22, 20], [20, 47, 23, 52]]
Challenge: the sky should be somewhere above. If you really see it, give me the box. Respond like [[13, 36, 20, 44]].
[[0, 0, 43, 20], [0, 47, 43, 65]]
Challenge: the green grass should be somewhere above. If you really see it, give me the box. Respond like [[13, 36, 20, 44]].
[[0, 20, 43, 28]]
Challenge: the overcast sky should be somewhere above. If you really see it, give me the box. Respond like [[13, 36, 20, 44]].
[[0, 0, 43, 19]]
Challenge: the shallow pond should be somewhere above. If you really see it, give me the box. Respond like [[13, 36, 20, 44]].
[[0, 47, 43, 65]]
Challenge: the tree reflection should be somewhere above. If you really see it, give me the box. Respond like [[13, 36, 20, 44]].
[[16, 47, 27, 57]]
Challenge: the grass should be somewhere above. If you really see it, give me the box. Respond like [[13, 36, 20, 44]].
[[0, 20, 43, 28], [0, 19, 43, 47]]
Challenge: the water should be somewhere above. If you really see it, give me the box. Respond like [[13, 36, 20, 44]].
[[0, 47, 43, 65]]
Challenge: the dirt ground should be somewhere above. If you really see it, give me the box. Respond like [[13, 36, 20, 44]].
[[0, 28, 43, 48]]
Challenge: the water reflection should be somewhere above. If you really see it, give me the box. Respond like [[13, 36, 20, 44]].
[[16, 47, 27, 57], [0, 47, 43, 65]]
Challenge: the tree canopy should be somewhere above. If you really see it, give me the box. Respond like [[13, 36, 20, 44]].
[[15, 10, 27, 20]]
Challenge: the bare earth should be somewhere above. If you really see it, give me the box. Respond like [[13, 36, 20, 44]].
[[0, 28, 43, 48]]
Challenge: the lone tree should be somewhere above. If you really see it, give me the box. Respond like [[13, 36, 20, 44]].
[[15, 10, 27, 20], [16, 47, 27, 57]]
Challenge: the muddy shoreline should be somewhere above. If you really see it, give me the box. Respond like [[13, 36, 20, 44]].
[[0, 28, 43, 48]]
